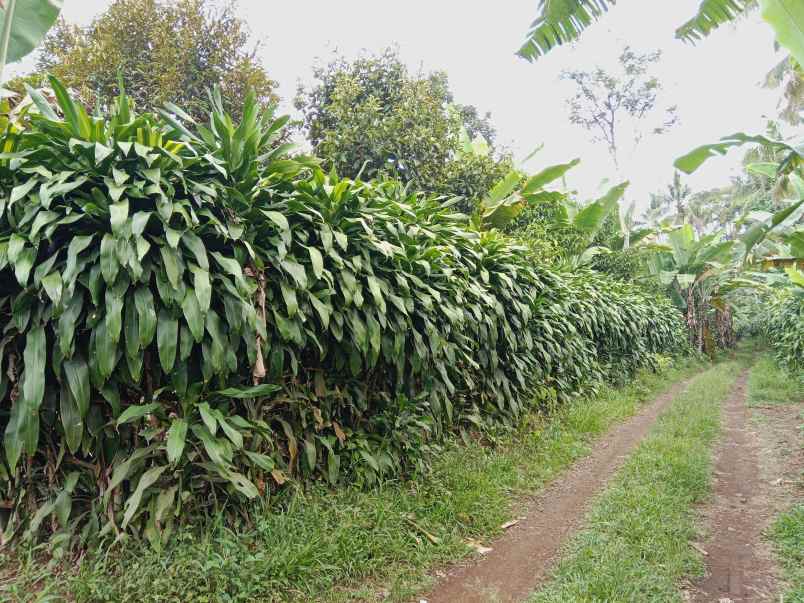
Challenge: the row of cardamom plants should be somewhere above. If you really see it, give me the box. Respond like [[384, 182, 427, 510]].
[[0, 79, 687, 550]]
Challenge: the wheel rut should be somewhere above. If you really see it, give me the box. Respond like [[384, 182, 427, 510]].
[[421, 374, 698, 603], [689, 369, 782, 602]]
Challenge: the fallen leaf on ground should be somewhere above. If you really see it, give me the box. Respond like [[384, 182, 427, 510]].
[[465, 539, 493, 554]]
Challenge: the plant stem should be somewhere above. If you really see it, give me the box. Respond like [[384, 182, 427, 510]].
[[0, 0, 16, 83]]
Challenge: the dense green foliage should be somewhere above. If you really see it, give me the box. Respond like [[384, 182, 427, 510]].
[[0, 80, 687, 548], [25, 0, 277, 121], [294, 49, 512, 211], [766, 288, 804, 372]]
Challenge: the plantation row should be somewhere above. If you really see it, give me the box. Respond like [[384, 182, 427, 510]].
[[0, 81, 686, 546]]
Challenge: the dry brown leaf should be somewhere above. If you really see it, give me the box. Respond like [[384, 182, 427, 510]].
[[465, 539, 493, 555]]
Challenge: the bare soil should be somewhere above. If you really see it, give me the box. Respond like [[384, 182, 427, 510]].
[[421, 376, 696, 603], [688, 373, 803, 603]]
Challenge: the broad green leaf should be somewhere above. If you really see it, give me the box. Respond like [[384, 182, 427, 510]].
[[122, 465, 167, 529], [109, 199, 129, 234], [22, 325, 46, 426], [159, 246, 182, 288], [281, 259, 307, 289], [190, 265, 211, 313], [216, 383, 281, 398], [483, 170, 521, 206], [100, 234, 119, 284], [63, 357, 90, 418], [522, 158, 580, 193], [116, 403, 160, 427], [156, 309, 178, 373], [181, 231, 209, 270], [198, 402, 218, 435], [211, 252, 248, 292], [181, 290, 204, 342], [41, 271, 62, 304], [0, 0, 63, 64], [166, 419, 188, 464], [262, 210, 289, 232], [760, 0, 804, 66], [134, 286, 157, 347], [243, 450, 275, 472], [307, 246, 324, 280], [573, 182, 628, 235], [675, 133, 798, 174], [59, 383, 83, 453]]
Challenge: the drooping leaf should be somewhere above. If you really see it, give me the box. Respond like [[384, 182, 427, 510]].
[[156, 309, 178, 373], [0, 1, 63, 64], [166, 419, 188, 464]]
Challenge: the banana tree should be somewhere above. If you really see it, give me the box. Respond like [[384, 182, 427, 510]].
[[676, 130, 804, 280], [478, 157, 580, 228], [0, 0, 63, 82], [478, 158, 634, 267], [647, 224, 737, 352], [518, 1, 804, 66]]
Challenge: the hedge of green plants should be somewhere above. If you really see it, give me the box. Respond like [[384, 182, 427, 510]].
[[766, 288, 804, 373], [0, 79, 686, 549]]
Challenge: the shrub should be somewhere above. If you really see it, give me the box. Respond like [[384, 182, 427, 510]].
[[0, 80, 686, 550]]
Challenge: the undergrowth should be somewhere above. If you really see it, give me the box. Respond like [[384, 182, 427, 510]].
[[771, 504, 804, 603], [748, 353, 804, 407]]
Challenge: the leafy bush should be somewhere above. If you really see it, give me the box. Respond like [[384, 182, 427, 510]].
[[0, 79, 686, 550]]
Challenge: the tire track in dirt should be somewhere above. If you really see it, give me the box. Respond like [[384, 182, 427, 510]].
[[689, 369, 783, 602], [421, 373, 700, 603]]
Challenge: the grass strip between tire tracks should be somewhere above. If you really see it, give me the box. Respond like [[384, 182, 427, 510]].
[[749, 351, 804, 602], [530, 361, 738, 603]]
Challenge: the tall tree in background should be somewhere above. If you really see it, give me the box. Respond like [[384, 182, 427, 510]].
[[763, 55, 803, 126], [648, 171, 692, 225], [295, 48, 512, 210], [32, 0, 277, 119], [562, 47, 678, 171]]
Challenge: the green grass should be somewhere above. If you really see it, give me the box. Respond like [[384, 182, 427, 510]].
[[747, 353, 804, 407], [0, 358, 703, 603], [771, 505, 804, 603], [749, 350, 804, 602], [529, 362, 737, 603]]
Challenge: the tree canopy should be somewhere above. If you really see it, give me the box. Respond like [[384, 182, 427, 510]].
[[30, 0, 277, 120], [562, 47, 677, 170], [294, 48, 512, 210]]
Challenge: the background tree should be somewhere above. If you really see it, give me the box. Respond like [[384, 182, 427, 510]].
[[295, 48, 512, 211], [764, 54, 803, 126], [561, 47, 678, 171], [29, 0, 277, 120], [647, 171, 692, 226]]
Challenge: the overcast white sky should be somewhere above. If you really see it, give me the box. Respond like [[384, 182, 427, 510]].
[[17, 0, 795, 209]]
